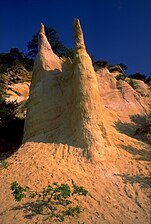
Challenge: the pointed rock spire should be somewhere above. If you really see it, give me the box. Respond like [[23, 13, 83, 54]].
[[35, 23, 61, 71], [38, 23, 53, 53], [40, 23, 45, 34], [72, 19, 109, 149], [74, 18, 86, 50]]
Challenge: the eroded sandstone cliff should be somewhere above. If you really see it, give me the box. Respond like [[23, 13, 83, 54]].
[[23, 19, 110, 156], [0, 19, 150, 224]]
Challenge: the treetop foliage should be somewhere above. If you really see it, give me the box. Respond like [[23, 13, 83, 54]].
[[0, 48, 33, 73], [128, 73, 151, 84]]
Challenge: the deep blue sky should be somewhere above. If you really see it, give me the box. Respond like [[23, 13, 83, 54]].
[[0, 0, 151, 75]]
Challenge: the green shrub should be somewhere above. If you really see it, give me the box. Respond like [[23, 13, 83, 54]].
[[126, 78, 137, 89], [115, 74, 139, 90], [11, 181, 88, 222], [0, 159, 9, 168], [115, 73, 126, 81]]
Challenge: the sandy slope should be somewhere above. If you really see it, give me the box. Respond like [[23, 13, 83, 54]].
[[0, 116, 150, 224]]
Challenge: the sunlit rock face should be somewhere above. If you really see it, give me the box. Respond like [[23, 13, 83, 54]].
[[96, 68, 149, 116], [71, 19, 108, 149], [23, 19, 149, 156], [23, 19, 109, 153], [0, 19, 150, 224]]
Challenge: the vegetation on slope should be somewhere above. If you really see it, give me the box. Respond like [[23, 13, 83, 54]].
[[11, 181, 88, 222]]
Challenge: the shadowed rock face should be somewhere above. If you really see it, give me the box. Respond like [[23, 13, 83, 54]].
[[23, 19, 108, 152]]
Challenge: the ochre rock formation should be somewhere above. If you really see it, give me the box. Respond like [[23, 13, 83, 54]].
[[23, 19, 109, 155], [6, 82, 30, 103], [0, 19, 150, 224]]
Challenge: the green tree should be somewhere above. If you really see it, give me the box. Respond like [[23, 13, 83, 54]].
[[0, 48, 34, 73], [9, 48, 24, 63], [27, 26, 73, 59]]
